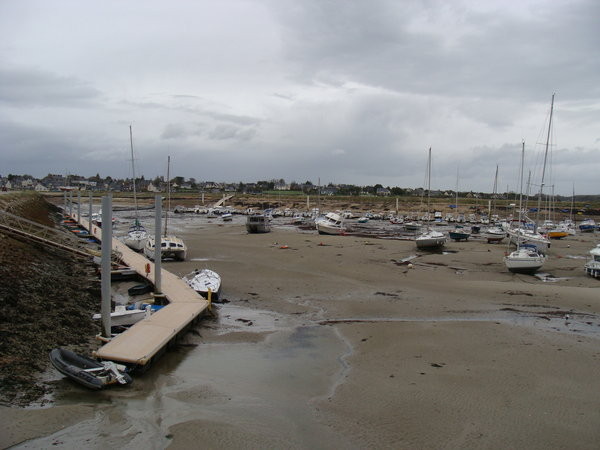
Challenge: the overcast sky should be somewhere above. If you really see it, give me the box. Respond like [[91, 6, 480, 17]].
[[1, 0, 598, 195]]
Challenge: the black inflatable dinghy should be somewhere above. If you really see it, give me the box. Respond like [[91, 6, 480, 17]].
[[49, 348, 132, 390]]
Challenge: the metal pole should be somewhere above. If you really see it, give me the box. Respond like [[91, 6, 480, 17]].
[[154, 195, 162, 294], [68, 191, 73, 217], [63, 191, 67, 216], [101, 195, 113, 338]]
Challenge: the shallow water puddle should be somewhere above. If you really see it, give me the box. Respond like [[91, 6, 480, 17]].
[[215, 304, 294, 333], [319, 309, 600, 339]]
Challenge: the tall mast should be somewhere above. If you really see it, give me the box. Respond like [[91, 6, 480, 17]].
[[427, 147, 432, 227], [492, 164, 499, 216], [570, 183, 575, 223], [517, 141, 525, 247], [455, 165, 459, 212], [536, 93, 555, 226], [129, 125, 138, 220], [164, 155, 170, 237], [317, 177, 321, 215]]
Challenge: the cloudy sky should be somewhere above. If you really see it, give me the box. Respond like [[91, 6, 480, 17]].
[[1, 0, 598, 195]]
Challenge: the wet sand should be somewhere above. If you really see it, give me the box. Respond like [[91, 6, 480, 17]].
[[2, 214, 600, 448]]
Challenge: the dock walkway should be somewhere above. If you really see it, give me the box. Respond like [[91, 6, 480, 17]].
[[76, 216, 209, 366]]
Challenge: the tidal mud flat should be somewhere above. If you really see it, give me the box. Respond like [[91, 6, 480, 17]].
[[1, 196, 600, 448]]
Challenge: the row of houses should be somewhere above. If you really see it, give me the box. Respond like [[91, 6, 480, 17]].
[[0, 173, 508, 200]]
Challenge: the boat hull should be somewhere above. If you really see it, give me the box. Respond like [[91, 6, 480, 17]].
[[579, 226, 596, 233], [144, 236, 187, 261], [547, 230, 569, 239], [92, 305, 147, 327], [49, 348, 132, 390], [585, 262, 600, 278], [416, 230, 446, 249], [183, 269, 222, 300], [504, 249, 546, 274], [315, 212, 345, 235], [449, 231, 470, 241], [123, 235, 148, 251], [403, 222, 421, 231], [246, 215, 271, 233], [316, 223, 345, 235]]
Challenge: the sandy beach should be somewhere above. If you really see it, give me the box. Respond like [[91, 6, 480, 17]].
[[2, 209, 600, 449]]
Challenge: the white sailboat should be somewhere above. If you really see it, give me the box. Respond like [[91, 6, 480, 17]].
[[144, 156, 187, 261], [416, 148, 446, 249], [507, 95, 556, 254], [182, 269, 222, 300], [504, 141, 546, 274], [123, 125, 149, 251]]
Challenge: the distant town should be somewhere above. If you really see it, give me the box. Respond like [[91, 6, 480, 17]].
[[1, 172, 597, 203]]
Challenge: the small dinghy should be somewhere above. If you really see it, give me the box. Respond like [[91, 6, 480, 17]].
[[49, 348, 132, 390], [182, 269, 222, 300], [92, 304, 148, 327]]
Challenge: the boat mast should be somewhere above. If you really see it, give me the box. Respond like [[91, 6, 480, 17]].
[[536, 93, 555, 228], [455, 165, 459, 220], [164, 155, 170, 237], [129, 125, 139, 221], [570, 183, 575, 223], [517, 141, 525, 248], [317, 177, 321, 216], [492, 164, 498, 217], [426, 147, 432, 228]]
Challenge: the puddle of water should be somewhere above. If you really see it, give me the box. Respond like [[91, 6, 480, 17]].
[[534, 272, 570, 282], [319, 309, 600, 339], [215, 304, 293, 334]]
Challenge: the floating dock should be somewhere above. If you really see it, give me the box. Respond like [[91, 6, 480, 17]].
[[75, 216, 209, 368]]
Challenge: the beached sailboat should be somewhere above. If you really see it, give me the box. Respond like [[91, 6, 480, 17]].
[[532, 93, 558, 242], [183, 268, 222, 300], [144, 156, 187, 261], [504, 141, 546, 274], [123, 126, 149, 251], [416, 148, 446, 249]]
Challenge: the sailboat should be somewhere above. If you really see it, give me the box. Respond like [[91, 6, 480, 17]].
[[448, 167, 471, 241], [416, 148, 446, 249], [484, 165, 506, 243], [144, 156, 187, 261], [504, 141, 546, 274], [507, 96, 554, 254], [123, 125, 149, 251]]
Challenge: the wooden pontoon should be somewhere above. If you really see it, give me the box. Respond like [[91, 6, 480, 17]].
[[75, 215, 210, 368]]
